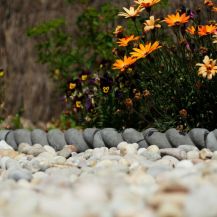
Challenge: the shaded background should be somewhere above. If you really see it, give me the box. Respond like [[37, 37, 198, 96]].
[[0, 0, 202, 125]]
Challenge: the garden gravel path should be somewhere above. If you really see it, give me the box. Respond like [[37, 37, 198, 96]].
[[0, 135, 217, 217]]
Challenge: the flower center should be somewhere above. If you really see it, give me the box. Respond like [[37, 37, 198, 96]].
[[76, 101, 81, 108], [103, 86, 110, 93], [175, 21, 181, 25], [69, 83, 76, 90], [81, 75, 88, 81]]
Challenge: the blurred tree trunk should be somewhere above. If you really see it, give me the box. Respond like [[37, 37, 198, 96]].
[[0, 0, 82, 123]]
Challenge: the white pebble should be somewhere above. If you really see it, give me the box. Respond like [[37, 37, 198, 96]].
[[176, 160, 194, 169], [117, 142, 138, 155], [147, 145, 159, 153], [44, 145, 57, 156], [137, 148, 147, 155], [0, 140, 14, 150]]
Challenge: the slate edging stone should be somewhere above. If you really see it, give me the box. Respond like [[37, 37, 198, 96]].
[[92, 131, 105, 148], [165, 128, 194, 147], [31, 129, 49, 146], [122, 128, 148, 148], [101, 128, 123, 148], [0, 130, 10, 141], [206, 129, 217, 151], [1, 127, 217, 152], [83, 128, 99, 148], [143, 128, 172, 149], [14, 129, 32, 146], [64, 128, 89, 152], [47, 129, 67, 151], [188, 128, 209, 149], [5, 131, 17, 150]]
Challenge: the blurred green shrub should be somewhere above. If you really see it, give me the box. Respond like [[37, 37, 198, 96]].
[[27, 2, 119, 128]]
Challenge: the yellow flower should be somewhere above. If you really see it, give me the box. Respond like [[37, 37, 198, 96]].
[[213, 6, 217, 12], [54, 69, 60, 76], [81, 75, 87, 81], [0, 69, 4, 78], [102, 86, 110, 93], [164, 12, 190, 27], [69, 82, 76, 90], [117, 35, 140, 47], [130, 41, 161, 60], [118, 6, 144, 19], [113, 56, 137, 72], [75, 101, 82, 108], [213, 34, 217, 43], [113, 26, 124, 35], [144, 16, 161, 32], [198, 25, 217, 36], [186, 26, 196, 35], [204, 0, 214, 7], [196, 55, 217, 80], [134, 0, 160, 9]]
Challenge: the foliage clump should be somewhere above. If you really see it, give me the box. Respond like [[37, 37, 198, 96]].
[[29, 0, 217, 131]]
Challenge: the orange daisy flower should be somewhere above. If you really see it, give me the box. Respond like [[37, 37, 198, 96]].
[[179, 109, 188, 118], [213, 6, 217, 12], [118, 6, 144, 19], [117, 35, 140, 47], [186, 26, 196, 35], [144, 16, 161, 32], [113, 56, 137, 72], [113, 26, 124, 35], [164, 12, 190, 27], [134, 0, 160, 9], [198, 24, 217, 36], [196, 56, 217, 80], [204, 0, 214, 7], [130, 41, 161, 59]]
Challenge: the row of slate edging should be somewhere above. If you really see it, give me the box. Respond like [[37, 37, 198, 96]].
[[0, 128, 217, 152]]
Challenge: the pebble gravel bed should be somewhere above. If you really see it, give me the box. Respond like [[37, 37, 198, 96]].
[[0, 138, 217, 217]]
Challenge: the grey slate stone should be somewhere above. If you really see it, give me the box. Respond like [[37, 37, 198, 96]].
[[14, 129, 32, 146], [0, 130, 10, 141], [122, 128, 148, 148], [31, 129, 49, 146], [213, 129, 217, 138], [5, 131, 18, 150], [188, 128, 209, 149], [206, 131, 217, 151], [47, 129, 67, 151], [64, 128, 89, 152], [142, 128, 158, 137], [165, 128, 194, 147], [92, 131, 105, 148], [143, 128, 172, 148], [83, 128, 99, 148], [101, 128, 123, 148]]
